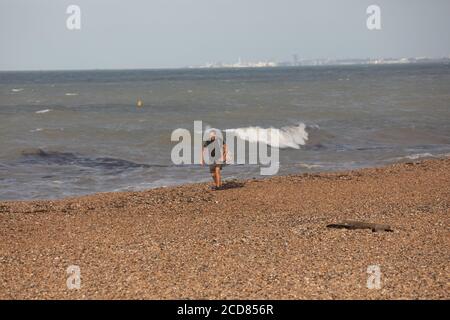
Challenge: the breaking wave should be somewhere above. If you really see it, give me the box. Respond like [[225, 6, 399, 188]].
[[225, 123, 308, 149]]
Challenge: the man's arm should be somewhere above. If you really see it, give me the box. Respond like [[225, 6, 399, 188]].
[[222, 143, 228, 163], [201, 147, 204, 165]]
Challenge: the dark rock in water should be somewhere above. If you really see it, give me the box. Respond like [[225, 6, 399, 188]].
[[327, 220, 393, 232], [19, 148, 151, 171]]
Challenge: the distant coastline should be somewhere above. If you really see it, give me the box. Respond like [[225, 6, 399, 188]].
[[1, 57, 450, 73], [187, 56, 450, 70]]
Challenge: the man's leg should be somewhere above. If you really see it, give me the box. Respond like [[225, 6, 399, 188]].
[[215, 166, 221, 187], [210, 166, 217, 187]]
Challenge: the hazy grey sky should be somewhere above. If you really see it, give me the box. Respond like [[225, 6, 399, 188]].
[[1, 0, 449, 70]]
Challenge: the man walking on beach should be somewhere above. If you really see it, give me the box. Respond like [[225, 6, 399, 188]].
[[201, 129, 227, 190]]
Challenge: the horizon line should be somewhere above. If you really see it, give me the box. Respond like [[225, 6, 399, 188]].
[[1, 57, 449, 73]]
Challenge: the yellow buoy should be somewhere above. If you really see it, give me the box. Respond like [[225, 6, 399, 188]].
[[137, 99, 143, 108]]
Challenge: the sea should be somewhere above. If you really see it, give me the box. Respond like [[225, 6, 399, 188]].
[[1, 63, 449, 200]]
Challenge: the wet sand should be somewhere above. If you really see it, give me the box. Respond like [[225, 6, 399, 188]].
[[0, 158, 449, 299]]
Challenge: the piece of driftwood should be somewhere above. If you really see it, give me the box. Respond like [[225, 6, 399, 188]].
[[326, 220, 393, 232]]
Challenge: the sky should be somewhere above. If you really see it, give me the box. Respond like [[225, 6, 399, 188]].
[[1, 0, 450, 71]]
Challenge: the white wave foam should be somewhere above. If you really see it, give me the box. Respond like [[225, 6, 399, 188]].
[[11, 88, 24, 92], [225, 123, 308, 149], [296, 163, 323, 169], [392, 153, 435, 161], [405, 153, 434, 160], [35, 109, 52, 114], [65, 93, 78, 96]]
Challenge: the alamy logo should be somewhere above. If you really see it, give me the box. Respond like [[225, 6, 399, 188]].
[[367, 265, 382, 289], [171, 121, 280, 175], [66, 5, 81, 30], [366, 5, 381, 30], [66, 265, 81, 290]]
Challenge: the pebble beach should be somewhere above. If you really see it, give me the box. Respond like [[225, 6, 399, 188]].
[[0, 158, 449, 299]]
